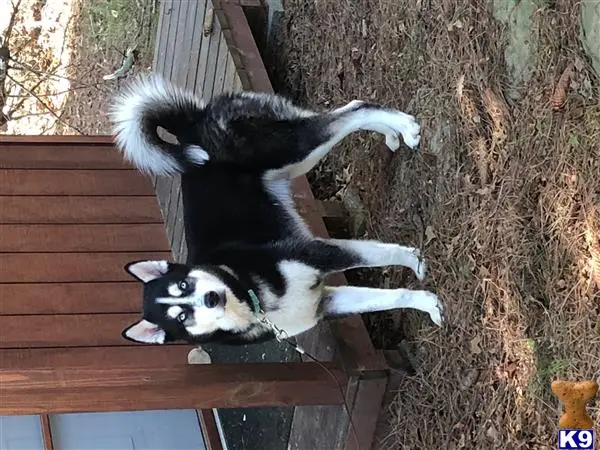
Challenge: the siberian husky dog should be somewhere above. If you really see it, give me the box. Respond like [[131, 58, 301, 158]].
[[111, 74, 443, 346]]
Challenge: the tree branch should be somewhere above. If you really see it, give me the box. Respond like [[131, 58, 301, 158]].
[[5, 70, 51, 117], [9, 58, 79, 83], [6, 82, 106, 98], [7, 73, 84, 135], [1, 0, 23, 45]]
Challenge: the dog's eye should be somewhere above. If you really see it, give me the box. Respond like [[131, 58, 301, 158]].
[[178, 281, 188, 290], [177, 312, 187, 323]]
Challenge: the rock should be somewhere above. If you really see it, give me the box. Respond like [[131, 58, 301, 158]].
[[188, 346, 212, 364], [492, 0, 539, 99], [340, 185, 367, 237], [580, 1, 600, 77]]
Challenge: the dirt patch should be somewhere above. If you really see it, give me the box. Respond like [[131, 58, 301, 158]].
[[56, 0, 158, 134], [0, 0, 158, 135], [275, 0, 599, 448]]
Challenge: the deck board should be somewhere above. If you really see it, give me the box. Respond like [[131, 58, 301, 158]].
[[0, 170, 154, 196], [0, 196, 163, 224]]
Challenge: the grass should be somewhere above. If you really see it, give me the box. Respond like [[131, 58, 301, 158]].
[[83, 0, 150, 52], [275, 0, 600, 448]]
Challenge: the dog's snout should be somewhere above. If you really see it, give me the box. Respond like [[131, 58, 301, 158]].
[[204, 290, 223, 308]]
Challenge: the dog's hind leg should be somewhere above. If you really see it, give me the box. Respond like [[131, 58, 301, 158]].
[[320, 285, 443, 326], [264, 100, 421, 179]]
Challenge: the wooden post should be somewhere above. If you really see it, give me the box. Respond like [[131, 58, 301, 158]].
[[0, 362, 346, 415]]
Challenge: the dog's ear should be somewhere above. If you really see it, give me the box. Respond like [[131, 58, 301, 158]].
[[124, 260, 169, 283], [122, 319, 166, 344]]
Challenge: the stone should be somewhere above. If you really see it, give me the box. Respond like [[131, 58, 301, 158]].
[[580, 0, 600, 77], [187, 346, 212, 364], [493, 0, 540, 99]]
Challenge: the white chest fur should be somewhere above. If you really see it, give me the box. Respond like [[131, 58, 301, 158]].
[[260, 260, 324, 337]]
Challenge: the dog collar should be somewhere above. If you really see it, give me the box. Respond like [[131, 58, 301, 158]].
[[247, 289, 293, 344], [248, 289, 262, 315]]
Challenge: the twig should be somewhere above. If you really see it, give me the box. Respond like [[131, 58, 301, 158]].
[[10, 111, 54, 120], [7, 73, 83, 134], [8, 58, 79, 83], [5, 70, 51, 117], [1, 0, 23, 45], [6, 82, 106, 98]]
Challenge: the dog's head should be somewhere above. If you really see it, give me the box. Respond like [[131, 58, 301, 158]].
[[122, 260, 255, 344]]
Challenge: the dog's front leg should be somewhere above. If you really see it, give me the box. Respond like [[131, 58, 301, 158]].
[[320, 286, 443, 326], [318, 238, 426, 280]]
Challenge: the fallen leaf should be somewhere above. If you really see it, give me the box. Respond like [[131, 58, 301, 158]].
[[460, 368, 480, 389], [551, 62, 575, 110], [486, 424, 500, 442], [470, 335, 482, 354], [425, 225, 436, 245]]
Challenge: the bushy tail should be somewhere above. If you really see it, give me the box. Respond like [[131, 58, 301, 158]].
[[110, 74, 208, 176]]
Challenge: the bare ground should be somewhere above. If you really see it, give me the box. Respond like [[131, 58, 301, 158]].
[[0, 0, 157, 135], [274, 1, 600, 448]]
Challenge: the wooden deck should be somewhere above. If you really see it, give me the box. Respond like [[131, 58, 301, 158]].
[[0, 134, 348, 450], [152, 1, 390, 449]]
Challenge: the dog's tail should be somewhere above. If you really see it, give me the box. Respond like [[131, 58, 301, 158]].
[[110, 74, 209, 176]]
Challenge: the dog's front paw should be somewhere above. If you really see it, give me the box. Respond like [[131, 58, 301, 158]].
[[413, 257, 427, 281], [393, 112, 421, 150], [414, 291, 443, 326], [402, 246, 426, 281]]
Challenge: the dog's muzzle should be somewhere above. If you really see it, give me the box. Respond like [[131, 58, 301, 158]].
[[204, 290, 225, 308]]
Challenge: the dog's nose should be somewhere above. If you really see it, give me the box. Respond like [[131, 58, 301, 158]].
[[204, 290, 223, 308]]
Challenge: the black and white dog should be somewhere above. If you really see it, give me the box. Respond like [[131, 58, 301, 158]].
[[111, 75, 443, 346]]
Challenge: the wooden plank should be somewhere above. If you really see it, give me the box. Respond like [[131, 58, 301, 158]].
[[184, 0, 208, 91], [0, 362, 346, 414], [0, 313, 141, 348], [0, 224, 169, 252], [222, 53, 237, 92], [169, 0, 192, 83], [173, 0, 198, 88], [212, 35, 229, 97], [0, 282, 142, 315], [0, 251, 171, 283], [40, 415, 54, 450], [0, 346, 193, 369], [154, 0, 174, 73], [233, 71, 243, 92], [201, 8, 223, 103], [0, 144, 130, 169], [164, 0, 183, 80], [0, 135, 114, 145], [192, 3, 213, 96], [0, 170, 154, 196], [288, 376, 358, 450], [344, 377, 388, 450], [214, 1, 272, 92], [154, 176, 174, 224], [152, 0, 168, 68], [0, 196, 163, 224], [197, 409, 225, 450]]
